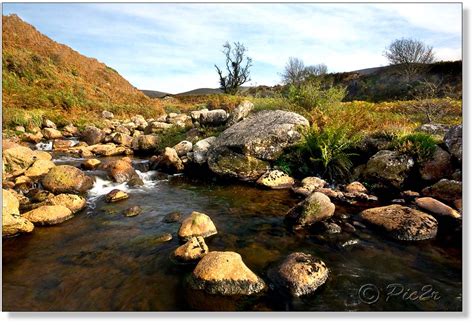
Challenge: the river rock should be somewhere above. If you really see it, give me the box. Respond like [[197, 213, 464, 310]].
[[33, 150, 52, 161], [82, 126, 105, 145], [269, 252, 329, 297], [24, 159, 55, 178], [132, 134, 160, 152], [162, 211, 181, 223], [207, 110, 309, 180], [191, 137, 216, 164], [2, 189, 34, 237], [292, 177, 327, 196], [173, 140, 193, 157], [227, 100, 254, 126], [417, 123, 449, 136], [285, 192, 335, 227], [105, 189, 129, 203], [82, 158, 101, 170], [47, 194, 86, 213], [199, 109, 228, 126], [178, 211, 217, 241], [22, 132, 43, 144], [42, 128, 62, 140], [345, 181, 367, 194], [419, 146, 453, 182], [256, 170, 294, 189], [415, 197, 461, 219], [42, 165, 94, 194], [153, 147, 184, 173], [362, 150, 414, 190], [189, 251, 266, 295], [22, 205, 73, 226], [113, 133, 133, 147], [124, 205, 142, 217], [421, 179, 462, 204], [102, 158, 143, 185], [62, 124, 79, 137], [173, 236, 209, 262], [444, 124, 462, 162], [53, 139, 74, 150], [360, 204, 438, 240], [26, 189, 55, 203], [3, 145, 36, 175], [156, 233, 173, 243], [89, 143, 127, 156]]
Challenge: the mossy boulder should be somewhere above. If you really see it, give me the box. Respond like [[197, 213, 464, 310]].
[[2, 145, 36, 175], [47, 194, 87, 213], [42, 165, 94, 194], [285, 192, 335, 227]]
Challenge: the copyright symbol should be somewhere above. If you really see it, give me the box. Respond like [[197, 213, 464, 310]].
[[359, 284, 380, 304]]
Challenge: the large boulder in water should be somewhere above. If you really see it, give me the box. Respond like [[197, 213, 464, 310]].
[[22, 205, 73, 226], [443, 124, 462, 162], [189, 251, 266, 295], [269, 252, 329, 297], [102, 158, 143, 186], [47, 194, 87, 213], [2, 189, 34, 237], [152, 147, 184, 173], [207, 110, 309, 181], [360, 204, 438, 240], [42, 165, 94, 194], [285, 192, 335, 227], [362, 150, 414, 190]]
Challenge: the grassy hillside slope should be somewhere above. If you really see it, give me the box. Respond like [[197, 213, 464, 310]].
[[2, 14, 163, 129]]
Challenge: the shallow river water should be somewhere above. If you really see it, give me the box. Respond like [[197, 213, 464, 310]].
[[2, 154, 462, 311]]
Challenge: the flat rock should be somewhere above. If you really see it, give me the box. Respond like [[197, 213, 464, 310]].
[[360, 204, 438, 240], [47, 194, 87, 213], [105, 189, 129, 203], [415, 197, 461, 219], [256, 170, 294, 189], [22, 205, 73, 226]]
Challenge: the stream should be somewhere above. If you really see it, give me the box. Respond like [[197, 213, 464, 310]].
[[2, 150, 462, 311]]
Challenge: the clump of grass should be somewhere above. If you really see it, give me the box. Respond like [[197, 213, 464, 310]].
[[391, 132, 438, 162], [252, 96, 304, 115], [157, 126, 189, 151], [275, 125, 360, 181], [2, 107, 44, 129]]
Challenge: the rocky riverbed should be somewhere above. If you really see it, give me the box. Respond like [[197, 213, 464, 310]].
[[2, 102, 463, 311]]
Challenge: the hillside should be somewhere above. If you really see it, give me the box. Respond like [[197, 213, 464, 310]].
[[2, 14, 163, 128]]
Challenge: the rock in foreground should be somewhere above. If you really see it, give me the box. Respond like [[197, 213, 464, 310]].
[[189, 251, 266, 295], [269, 252, 329, 297], [360, 204, 438, 240], [256, 170, 294, 189]]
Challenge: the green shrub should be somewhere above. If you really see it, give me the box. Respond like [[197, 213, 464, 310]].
[[252, 96, 304, 114], [157, 127, 189, 151], [275, 125, 360, 181], [391, 132, 438, 162], [287, 80, 346, 113]]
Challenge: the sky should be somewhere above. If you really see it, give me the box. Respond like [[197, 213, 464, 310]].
[[2, 2, 462, 93]]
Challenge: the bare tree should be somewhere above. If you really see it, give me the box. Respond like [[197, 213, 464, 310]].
[[282, 57, 306, 85], [305, 64, 328, 77], [410, 79, 449, 123], [383, 38, 435, 80], [214, 42, 252, 94], [281, 57, 327, 85]]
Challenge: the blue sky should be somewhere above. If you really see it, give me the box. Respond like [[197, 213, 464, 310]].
[[3, 2, 462, 93]]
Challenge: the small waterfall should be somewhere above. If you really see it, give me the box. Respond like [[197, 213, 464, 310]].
[[35, 140, 53, 151]]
